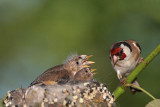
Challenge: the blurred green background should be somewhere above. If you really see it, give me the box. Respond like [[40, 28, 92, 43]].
[[0, 0, 160, 106]]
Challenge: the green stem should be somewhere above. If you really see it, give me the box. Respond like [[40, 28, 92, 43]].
[[124, 84, 156, 100], [113, 44, 160, 100]]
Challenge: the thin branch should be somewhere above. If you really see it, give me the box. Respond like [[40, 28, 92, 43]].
[[113, 44, 160, 100], [124, 84, 156, 100]]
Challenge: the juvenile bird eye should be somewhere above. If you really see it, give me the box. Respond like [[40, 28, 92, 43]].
[[76, 61, 79, 65], [78, 57, 82, 59], [85, 70, 88, 73]]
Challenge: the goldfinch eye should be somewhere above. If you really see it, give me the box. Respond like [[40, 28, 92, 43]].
[[111, 47, 121, 55], [119, 49, 123, 54]]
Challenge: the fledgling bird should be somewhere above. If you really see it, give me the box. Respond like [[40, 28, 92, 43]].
[[73, 68, 96, 82], [29, 55, 95, 86], [109, 40, 143, 94]]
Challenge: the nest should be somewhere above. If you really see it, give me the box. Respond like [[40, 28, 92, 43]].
[[4, 80, 115, 107]]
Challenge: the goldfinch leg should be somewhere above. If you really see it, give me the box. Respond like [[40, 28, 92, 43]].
[[138, 57, 146, 64]]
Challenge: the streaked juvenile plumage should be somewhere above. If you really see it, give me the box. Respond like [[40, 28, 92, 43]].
[[29, 55, 94, 86]]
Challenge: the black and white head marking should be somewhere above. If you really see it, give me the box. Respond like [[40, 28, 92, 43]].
[[132, 42, 142, 53]]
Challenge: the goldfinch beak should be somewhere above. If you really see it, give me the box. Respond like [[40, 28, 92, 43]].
[[112, 55, 120, 65]]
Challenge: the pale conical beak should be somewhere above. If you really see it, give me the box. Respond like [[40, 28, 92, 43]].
[[112, 55, 120, 65]]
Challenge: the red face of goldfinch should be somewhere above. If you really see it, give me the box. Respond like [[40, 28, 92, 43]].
[[110, 40, 141, 79], [110, 47, 127, 65]]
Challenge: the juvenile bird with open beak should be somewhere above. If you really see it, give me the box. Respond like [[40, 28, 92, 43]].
[[29, 54, 95, 86], [110, 40, 144, 94]]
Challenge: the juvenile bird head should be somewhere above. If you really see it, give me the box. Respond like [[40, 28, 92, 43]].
[[73, 68, 94, 81], [63, 55, 95, 76]]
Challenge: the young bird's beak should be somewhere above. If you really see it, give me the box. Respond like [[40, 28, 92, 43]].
[[91, 69, 96, 72], [85, 55, 93, 60], [83, 65, 90, 68], [112, 55, 120, 65], [92, 72, 96, 75], [82, 55, 95, 68], [87, 61, 95, 64], [83, 61, 95, 66]]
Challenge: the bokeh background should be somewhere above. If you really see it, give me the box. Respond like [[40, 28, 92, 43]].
[[0, 0, 160, 106]]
